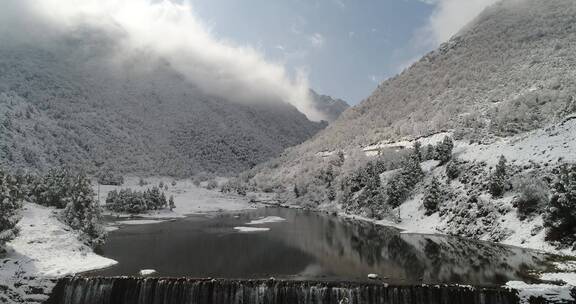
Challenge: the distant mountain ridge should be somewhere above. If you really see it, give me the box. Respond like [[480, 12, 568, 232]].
[[309, 89, 349, 122], [0, 34, 325, 176]]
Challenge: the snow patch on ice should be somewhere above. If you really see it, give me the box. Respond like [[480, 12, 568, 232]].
[[246, 216, 286, 225], [234, 226, 270, 232], [138, 269, 157, 276], [117, 219, 167, 225]]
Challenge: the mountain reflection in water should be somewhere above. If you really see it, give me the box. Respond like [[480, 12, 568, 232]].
[[87, 208, 549, 285]]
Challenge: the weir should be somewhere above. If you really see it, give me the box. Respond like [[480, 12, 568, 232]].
[[47, 277, 523, 304]]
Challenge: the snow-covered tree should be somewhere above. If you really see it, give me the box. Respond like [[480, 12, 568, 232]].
[[544, 165, 576, 245], [61, 173, 106, 247], [424, 144, 436, 161], [0, 170, 23, 249], [513, 176, 548, 219], [402, 152, 424, 188], [30, 168, 74, 208], [169, 195, 175, 211], [423, 177, 443, 215], [489, 155, 508, 198], [97, 169, 124, 186], [413, 141, 422, 162], [445, 161, 461, 180], [435, 136, 454, 165], [385, 152, 423, 208]]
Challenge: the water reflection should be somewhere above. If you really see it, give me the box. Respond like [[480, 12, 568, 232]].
[[88, 208, 550, 285]]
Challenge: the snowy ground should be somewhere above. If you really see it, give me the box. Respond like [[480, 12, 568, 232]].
[[1, 180, 254, 302], [0, 203, 117, 303]]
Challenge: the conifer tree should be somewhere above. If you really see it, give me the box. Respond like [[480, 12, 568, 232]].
[[413, 141, 422, 162], [425, 144, 436, 161], [543, 165, 576, 243], [61, 173, 106, 247], [435, 136, 454, 165], [489, 155, 508, 198], [0, 170, 23, 249], [423, 177, 443, 215], [169, 195, 175, 211]]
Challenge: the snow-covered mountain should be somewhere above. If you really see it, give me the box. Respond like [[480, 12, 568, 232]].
[[241, 0, 576, 252], [0, 34, 326, 176], [309, 89, 349, 122]]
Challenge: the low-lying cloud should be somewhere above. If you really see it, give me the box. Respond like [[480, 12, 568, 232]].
[[419, 0, 500, 46], [0, 0, 325, 121]]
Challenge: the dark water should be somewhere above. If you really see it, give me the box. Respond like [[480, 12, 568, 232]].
[[87, 208, 551, 285]]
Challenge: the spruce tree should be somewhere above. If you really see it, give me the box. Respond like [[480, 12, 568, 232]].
[[61, 173, 106, 247], [425, 144, 436, 161], [169, 195, 175, 211], [413, 141, 422, 162], [0, 170, 23, 249], [543, 165, 576, 243], [423, 177, 443, 215], [435, 136, 454, 165], [489, 155, 508, 198], [402, 152, 424, 188]]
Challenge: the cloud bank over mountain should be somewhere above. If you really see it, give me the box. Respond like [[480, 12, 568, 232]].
[[0, 0, 325, 121], [418, 0, 500, 46]]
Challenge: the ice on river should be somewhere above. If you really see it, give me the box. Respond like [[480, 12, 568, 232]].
[[246, 216, 286, 225], [234, 226, 270, 232]]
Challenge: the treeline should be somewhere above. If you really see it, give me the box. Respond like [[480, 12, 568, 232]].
[[106, 187, 174, 214], [0, 168, 106, 249]]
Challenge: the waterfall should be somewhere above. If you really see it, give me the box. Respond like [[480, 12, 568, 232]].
[[47, 277, 521, 304]]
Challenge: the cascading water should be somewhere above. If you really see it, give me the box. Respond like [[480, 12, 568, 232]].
[[47, 277, 522, 304]]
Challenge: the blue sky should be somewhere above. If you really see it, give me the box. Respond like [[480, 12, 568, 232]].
[[190, 0, 435, 104]]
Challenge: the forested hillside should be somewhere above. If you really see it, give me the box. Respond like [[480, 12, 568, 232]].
[[0, 33, 326, 176]]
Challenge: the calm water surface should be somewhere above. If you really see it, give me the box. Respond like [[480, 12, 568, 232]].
[[87, 208, 551, 285]]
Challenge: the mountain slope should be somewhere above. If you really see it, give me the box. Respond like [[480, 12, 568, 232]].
[[0, 35, 324, 176], [241, 0, 576, 251], [300, 0, 576, 153], [247, 0, 576, 178]]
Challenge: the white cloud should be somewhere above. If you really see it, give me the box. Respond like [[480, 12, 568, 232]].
[[333, 0, 346, 9], [0, 0, 326, 121], [418, 0, 499, 46], [369, 75, 381, 84], [308, 33, 325, 49]]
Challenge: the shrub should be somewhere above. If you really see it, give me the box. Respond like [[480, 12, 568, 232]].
[[221, 178, 247, 196], [206, 180, 218, 190], [544, 165, 576, 245], [513, 176, 549, 219], [138, 178, 148, 187], [97, 170, 124, 186]]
